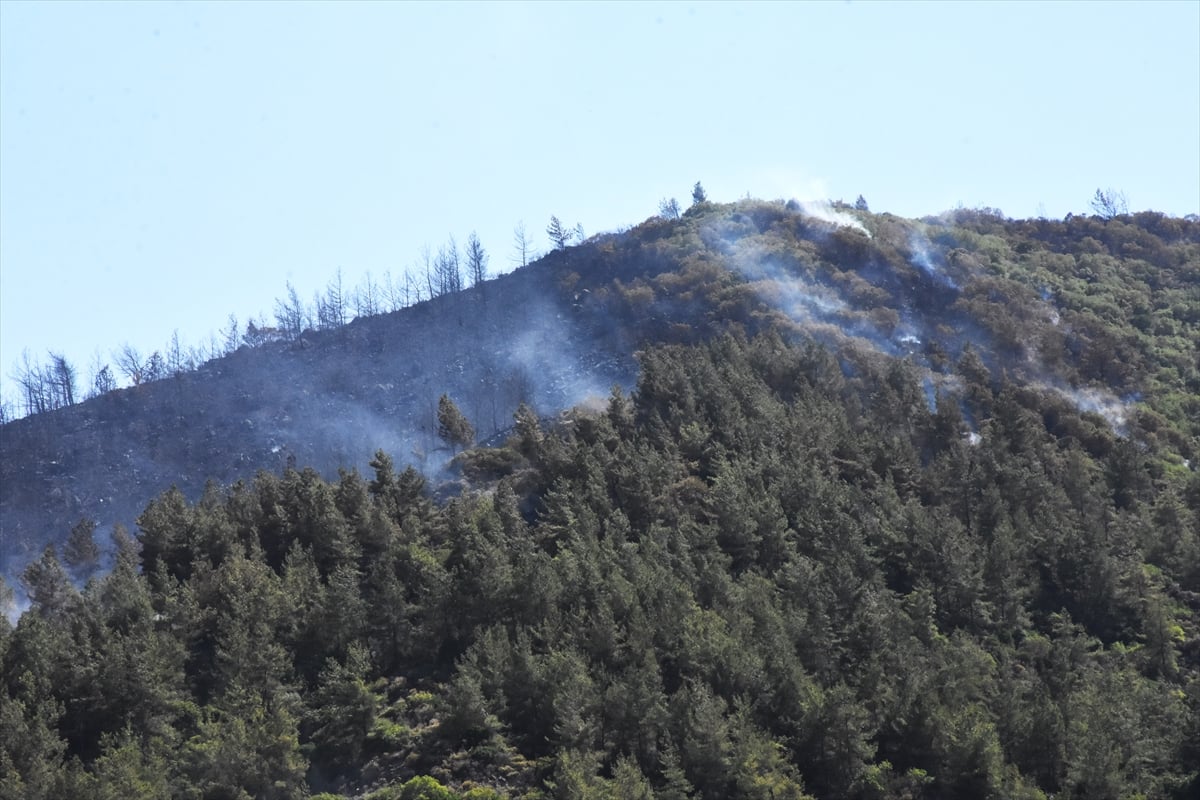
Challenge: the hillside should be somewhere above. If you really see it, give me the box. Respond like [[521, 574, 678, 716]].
[[2, 199, 1199, 799], [0, 256, 637, 578], [4, 201, 1197, 579]]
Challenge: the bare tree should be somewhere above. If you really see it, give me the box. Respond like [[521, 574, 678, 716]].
[[48, 352, 76, 407], [380, 270, 403, 312], [202, 332, 218, 363], [222, 314, 240, 354], [144, 352, 165, 382], [316, 267, 347, 329], [659, 197, 681, 220], [12, 350, 50, 415], [465, 232, 488, 288], [404, 269, 422, 306], [355, 270, 381, 318], [165, 330, 192, 375], [11, 351, 76, 412], [275, 282, 309, 338], [1090, 187, 1128, 219], [512, 221, 537, 267], [420, 245, 436, 300], [92, 364, 117, 397], [433, 236, 462, 296], [114, 344, 148, 386]]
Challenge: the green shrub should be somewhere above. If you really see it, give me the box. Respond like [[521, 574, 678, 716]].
[[399, 775, 457, 800]]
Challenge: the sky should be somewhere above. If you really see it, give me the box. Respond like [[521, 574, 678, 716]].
[[1, 0, 1198, 412]]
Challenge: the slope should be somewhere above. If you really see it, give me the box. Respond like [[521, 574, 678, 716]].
[[2, 199, 1197, 581]]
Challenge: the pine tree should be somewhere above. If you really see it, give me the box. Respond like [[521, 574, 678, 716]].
[[437, 394, 475, 453], [62, 518, 100, 582], [547, 216, 572, 250]]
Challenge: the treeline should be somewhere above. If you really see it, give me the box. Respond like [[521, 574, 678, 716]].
[[1, 227, 511, 424], [3, 332, 1197, 799], [2, 209, 609, 424]]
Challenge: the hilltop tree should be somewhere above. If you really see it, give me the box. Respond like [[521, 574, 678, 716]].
[[221, 314, 240, 354], [274, 282, 309, 338], [114, 344, 150, 386], [47, 353, 76, 407], [547, 216, 572, 250], [691, 181, 707, 205], [90, 361, 116, 398], [11, 350, 51, 415], [437, 394, 475, 452], [354, 271, 381, 317], [855, 195, 870, 211], [315, 267, 348, 329], [465, 232, 489, 288], [434, 237, 463, 296], [8, 350, 80, 414], [659, 198, 682, 220], [1091, 187, 1128, 219], [512, 221, 537, 267]]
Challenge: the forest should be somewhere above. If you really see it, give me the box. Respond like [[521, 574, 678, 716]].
[[2, 198, 1199, 799]]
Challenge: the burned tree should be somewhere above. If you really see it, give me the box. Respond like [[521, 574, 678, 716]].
[[512, 221, 537, 267], [465, 232, 488, 288]]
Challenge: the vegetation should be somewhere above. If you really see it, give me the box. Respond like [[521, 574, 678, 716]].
[[2, 196, 1198, 798], [4, 323, 1198, 798]]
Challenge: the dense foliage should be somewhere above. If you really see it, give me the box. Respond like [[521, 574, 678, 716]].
[[556, 201, 1199, 460], [3, 200, 1198, 797], [4, 326, 1198, 798]]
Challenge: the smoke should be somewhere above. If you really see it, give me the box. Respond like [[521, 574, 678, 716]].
[[921, 376, 938, 412], [1035, 286, 1061, 326], [798, 200, 871, 237], [757, 171, 870, 237], [3, 593, 30, 626], [1051, 384, 1133, 431], [720, 229, 950, 368], [908, 230, 956, 288], [711, 206, 1139, 446], [735, 258, 847, 321], [505, 300, 632, 413]]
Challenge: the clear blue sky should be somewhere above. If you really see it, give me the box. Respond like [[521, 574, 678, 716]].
[[2, 0, 1198, 410]]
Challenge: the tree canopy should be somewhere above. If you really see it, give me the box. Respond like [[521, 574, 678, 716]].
[[4, 326, 1197, 799]]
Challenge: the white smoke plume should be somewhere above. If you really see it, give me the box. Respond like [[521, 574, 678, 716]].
[[734, 257, 846, 321], [798, 200, 871, 237], [1054, 385, 1133, 431], [756, 170, 871, 236], [908, 230, 956, 288], [3, 591, 30, 625]]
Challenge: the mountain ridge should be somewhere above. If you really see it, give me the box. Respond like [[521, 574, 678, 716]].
[[3, 197, 1199, 799], [2, 199, 1197, 579]]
